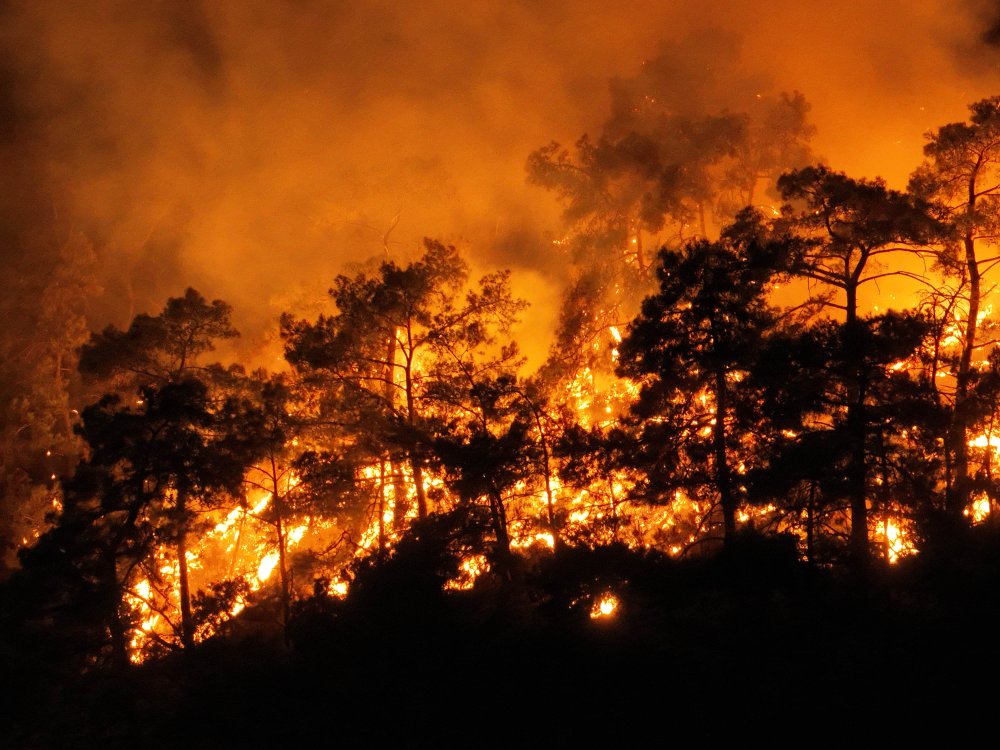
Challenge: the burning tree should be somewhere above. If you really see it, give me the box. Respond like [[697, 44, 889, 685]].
[[20, 377, 247, 665], [228, 371, 358, 636], [282, 239, 527, 563], [21, 289, 253, 661], [909, 96, 1000, 517], [527, 48, 815, 465], [754, 166, 942, 563], [751, 312, 941, 564], [529, 34, 815, 268], [433, 375, 537, 580], [616, 228, 787, 548]]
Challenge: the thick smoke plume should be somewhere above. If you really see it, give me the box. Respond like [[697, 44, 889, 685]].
[[1, 0, 999, 367]]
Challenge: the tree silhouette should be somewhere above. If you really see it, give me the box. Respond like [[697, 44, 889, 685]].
[[909, 96, 1000, 516], [22, 378, 245, 664], [79, 287, 238, 390], [229, 372, 309, 635], [617, 231, 786, 546], [771, 166, 941, 564], [228, 370, 364, 634], [433, 375, 535, 579], [751, 312, 939, 563], [282, 240, 525, 531], [528, 52, 815, 445], [58, 289, 247, 654]]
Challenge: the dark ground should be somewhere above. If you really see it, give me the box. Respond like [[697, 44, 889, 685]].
[[3, 531, 998, 748]]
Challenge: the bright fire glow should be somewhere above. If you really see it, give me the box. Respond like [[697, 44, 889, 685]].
[[257, 551, 280, 582], [874, 514, 917, 565], [81, 253, 975, 666], [590, 593, 619, 619], [445, 554, 490, 591], [965, 495, 991, 524]]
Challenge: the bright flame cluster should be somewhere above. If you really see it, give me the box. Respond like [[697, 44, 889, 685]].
[[590, 592, 620, 619]]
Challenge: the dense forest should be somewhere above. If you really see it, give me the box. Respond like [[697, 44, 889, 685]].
[[7, 11, 1000, 743]]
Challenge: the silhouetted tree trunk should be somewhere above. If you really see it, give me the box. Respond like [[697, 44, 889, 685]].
[[487, 483, 513, 581], [634, 227, 646, 274], [105, 551, 131, 669], [518, 388, 561, 548], [951, 227, 980, 515], [403, 341, 429, 520], [385, 331, 411, 528], [377, 459, 388, 558], [806, 481, 816, 565], [845, 287, 870, 568], [909, 96, 1000, 518], [176, 486, 194, 650], [276, 509, 290, 638], [714, 369, 737, 543]]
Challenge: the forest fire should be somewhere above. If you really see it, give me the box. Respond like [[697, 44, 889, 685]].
[[9, 4, 1000, 743], [124, 484, 320, 658], [21, 138, 997, 662]]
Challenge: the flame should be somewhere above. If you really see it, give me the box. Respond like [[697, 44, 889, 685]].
[[970, 433, 1000, 455], [965, 495, 991, 524], [737, 504, 775, 525], [870, 509, 917, 565], [510, 531, 555, 550], [106, 270, 965, 666], [445, 554, 490, 591], [257, 551, 280, 582], [122, 468, 340, 661], [590, 592, 619, 619], [328, 579, 349, 598]]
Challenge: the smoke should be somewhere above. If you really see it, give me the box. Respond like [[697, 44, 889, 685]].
[[1, 0, 998, 368]]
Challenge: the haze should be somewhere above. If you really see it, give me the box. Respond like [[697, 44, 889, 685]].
[[2, 0, 998, 366]]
